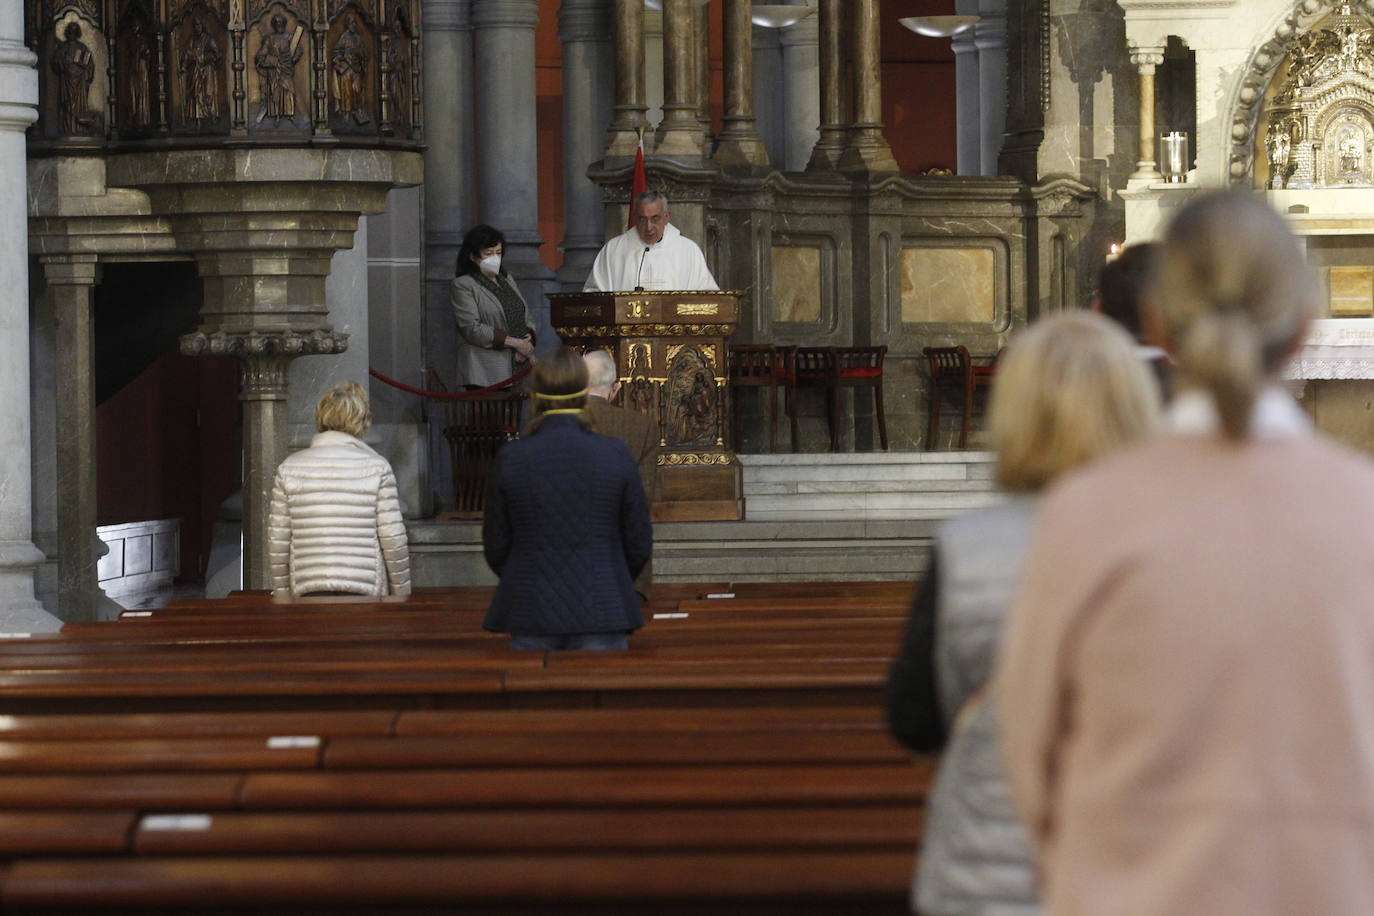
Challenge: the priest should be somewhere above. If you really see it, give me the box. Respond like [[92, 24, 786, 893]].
[[584, 190, 719, 292]]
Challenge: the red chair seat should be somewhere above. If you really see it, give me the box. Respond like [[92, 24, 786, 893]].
[[838, 367, 882, 379]]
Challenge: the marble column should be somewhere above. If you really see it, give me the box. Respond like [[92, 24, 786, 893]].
[[558, 0, 615, 289], [43, 256, 107, 623], [3, 3, 60, 632], [656, 0, 705, 158], [715, 0, 769, 166], [953, 26, 980, 175], [695, 1, 712, 147], [605, 0, 648, 157], [421, 0, 473, 391], [839, 0, 898, 172], [240, 352, 292, 588], [472, 0, 554, 333], [752, 23, 783, 166], [645, 8, 665, 133], [1130, 45, 1164, 181], [974, 1, 1006, 176], [421, 0, 471, 512], [288, 236, 371, 449], [779, 9, 820, 172], [806, 0, 844, 171]]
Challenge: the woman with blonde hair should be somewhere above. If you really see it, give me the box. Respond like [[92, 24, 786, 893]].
[[482, 346, 652, 650], [267, 380, 410, 600], [999, 191, 1374, 914], [886, 310, 1159, 915]]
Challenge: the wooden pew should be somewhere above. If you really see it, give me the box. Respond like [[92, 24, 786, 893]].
[[0, 581, 931, 914], [1, 850, 916, 914]]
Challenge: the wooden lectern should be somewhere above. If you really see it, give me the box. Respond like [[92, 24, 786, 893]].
[[550, 289, 743, 521]]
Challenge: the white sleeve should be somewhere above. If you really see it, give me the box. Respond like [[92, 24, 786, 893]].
[[585, 242, 613, 291]]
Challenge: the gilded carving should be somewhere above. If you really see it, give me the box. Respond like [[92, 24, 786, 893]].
[[556, 324, 738, 338], [658, 453, 734, 466], [1259, 2, 1374, 188], [675, 303, 719, 316], [626, 343, 655, 415], [665, 345, 718, 448], [628, 341, 652, 372]]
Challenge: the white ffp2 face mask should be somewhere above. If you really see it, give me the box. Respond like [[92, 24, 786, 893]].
[[480, 253, 501, 276]]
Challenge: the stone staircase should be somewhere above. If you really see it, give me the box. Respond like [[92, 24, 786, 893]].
[[739, 451, 998, 521], [409, 451, 1001, 586]]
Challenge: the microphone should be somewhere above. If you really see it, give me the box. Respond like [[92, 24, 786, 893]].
[[634, 245, 650, 291]]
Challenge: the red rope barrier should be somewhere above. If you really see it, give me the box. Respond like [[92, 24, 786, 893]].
[[368, 365, 532, 400]]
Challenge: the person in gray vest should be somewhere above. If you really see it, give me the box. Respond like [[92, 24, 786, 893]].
[[885, 311, 1159, 915]]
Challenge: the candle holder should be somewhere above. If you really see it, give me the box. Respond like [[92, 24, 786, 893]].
[[1160, 131, 1190, 183]]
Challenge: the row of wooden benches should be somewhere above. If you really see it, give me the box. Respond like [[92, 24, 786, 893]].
[[0, 580, 930, 914]]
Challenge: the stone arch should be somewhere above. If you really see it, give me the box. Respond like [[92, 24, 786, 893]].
[[1225, 0, 1374, 185]]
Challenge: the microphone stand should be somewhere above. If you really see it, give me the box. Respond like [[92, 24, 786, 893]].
[[634, 245, 650, 291]]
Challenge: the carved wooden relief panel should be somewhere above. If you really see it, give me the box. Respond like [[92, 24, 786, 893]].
[[26, 0, 423, 150]]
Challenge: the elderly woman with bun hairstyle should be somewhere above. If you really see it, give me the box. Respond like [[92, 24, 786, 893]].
[[267, 381, 410, 600], [481, 346, 652, 650], [886, 310, 1159, 916], [998, 191, 1374, 915]]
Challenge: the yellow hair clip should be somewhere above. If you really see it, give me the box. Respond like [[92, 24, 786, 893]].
[[536, 388, 588, 400]]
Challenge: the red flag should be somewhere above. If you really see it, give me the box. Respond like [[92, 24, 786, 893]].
[[628, 132, 647, 230]]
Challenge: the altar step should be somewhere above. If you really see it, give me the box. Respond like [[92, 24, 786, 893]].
[[409, 450, 1001, 586], [739, 451, 998, 521]]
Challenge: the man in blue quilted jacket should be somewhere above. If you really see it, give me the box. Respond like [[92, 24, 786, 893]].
[[481, 347, 652, 650]]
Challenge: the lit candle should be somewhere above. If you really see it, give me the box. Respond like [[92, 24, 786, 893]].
[[1106, 243, 1122, 262]]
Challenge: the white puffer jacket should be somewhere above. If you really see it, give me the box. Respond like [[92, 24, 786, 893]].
[[267, 430, 411, 600]]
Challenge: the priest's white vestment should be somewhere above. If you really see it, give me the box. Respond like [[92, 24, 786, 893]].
[[584, 223, 719, 292]]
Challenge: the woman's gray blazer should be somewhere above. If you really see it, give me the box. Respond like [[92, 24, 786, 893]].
[[450, 272, 534, 388]]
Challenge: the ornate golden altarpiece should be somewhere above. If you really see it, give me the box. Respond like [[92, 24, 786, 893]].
[[550, 291, 743, 522], [1264, 3, 1374, 189]]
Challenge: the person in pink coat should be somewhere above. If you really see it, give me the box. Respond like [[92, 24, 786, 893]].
[[998, 190, 1374, 915]]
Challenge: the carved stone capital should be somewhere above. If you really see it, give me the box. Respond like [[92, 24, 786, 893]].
[[180, 327, 350, 367], [1129, 46, 1165, 71], [422, 0, 473, 32], [559, 0, 613, 41]]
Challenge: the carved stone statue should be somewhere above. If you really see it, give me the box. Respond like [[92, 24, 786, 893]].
[[627, 344, 654, 415], [255, 13, 304, 125], [181, 16, 222, 123], [1266, 123, 1292, 188], [52, 21, 96, 135], [672, 368, 715, 445], [384, 22, 408, 126], [129, 18, 152, 128], [331, 13, 369, 125], [1340, 132, 1364, 175]]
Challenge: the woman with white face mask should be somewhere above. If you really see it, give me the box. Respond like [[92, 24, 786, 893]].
[[451, 223, 536, 388]]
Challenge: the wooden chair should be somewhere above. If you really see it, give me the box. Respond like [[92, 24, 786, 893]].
[[834, 346, 888, 451], [922, 346, 996, 450], [796, 347, 888, 452], [727, 345, 798, 452], [793, 347, 834, 450], [441, 392, 526, 516]]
